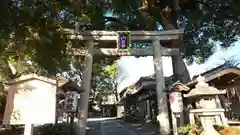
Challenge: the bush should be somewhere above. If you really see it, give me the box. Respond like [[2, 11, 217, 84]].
[[178, 124, 240, 135], [177, 124, 203, 135], [214, 125, 240, 135]]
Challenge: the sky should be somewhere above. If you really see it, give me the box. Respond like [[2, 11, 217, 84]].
[[117, 42, 240, 92]]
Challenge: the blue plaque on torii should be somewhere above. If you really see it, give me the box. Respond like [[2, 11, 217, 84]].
[[117, 31, 131, 51]]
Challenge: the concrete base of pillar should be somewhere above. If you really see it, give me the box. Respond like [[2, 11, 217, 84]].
[[156, 114, 171, 135]]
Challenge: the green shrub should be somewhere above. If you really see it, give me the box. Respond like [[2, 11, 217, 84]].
[[178, 124, 240, 135], [214, 125, 240, 135], [177, 124, 203, 135]]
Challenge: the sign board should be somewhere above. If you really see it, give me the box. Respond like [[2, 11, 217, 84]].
[[3, 75, 56, 125], [117, 31, 131, 51], [169, 92, 183, 113]]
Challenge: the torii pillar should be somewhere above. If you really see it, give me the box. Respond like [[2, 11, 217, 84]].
[[153, 40, 171, 135], [76, 40, 94, 135]]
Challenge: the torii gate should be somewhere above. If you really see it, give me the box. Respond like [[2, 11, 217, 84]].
[[64, 28, 185, 135]]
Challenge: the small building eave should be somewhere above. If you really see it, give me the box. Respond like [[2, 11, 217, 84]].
[[6, 74, 56, 85], [187, 67, 240, 87], [6, 74, 83, 93]]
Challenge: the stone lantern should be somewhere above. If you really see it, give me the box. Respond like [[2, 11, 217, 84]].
[[184, 76, 228, 135]]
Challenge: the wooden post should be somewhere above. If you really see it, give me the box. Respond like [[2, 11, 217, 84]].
[[189, 112, 195, 124], [55, 77, 59, 124], [77, 40, 94, 135], [24, 124, 33, 135], [215, 95, 222, 108], [65, 98, 68, 123], [146, 100, 151, 120], [153, 40, 171, 135], [103, 108, 105, 117], [70, 112, 74, 135], [171, 113, 178, 135], [117, 105, 124, 118]]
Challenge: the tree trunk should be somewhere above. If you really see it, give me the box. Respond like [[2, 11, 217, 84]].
[[172, 52, 191, 83], [137, 0, 191, 83]]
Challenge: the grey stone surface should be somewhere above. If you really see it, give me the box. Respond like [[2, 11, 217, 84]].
[[86, 118, 158, 135], [118, 120, 159, 135], [86, 120, 101, 135]]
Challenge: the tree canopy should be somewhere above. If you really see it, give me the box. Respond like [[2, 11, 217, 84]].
[[0, 0, 239, 81], [90, 61, 119, 104]]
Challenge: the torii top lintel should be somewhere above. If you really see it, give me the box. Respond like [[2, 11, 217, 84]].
[[61, 28, 184, 41]]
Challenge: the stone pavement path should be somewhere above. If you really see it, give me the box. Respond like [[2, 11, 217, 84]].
[[87, 117, 138, 135], [118, 120, 159, 135], [87, 117, 158, 135]]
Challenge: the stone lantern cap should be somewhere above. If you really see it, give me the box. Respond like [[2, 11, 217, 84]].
[[164, 81, 190, 93], [184, 76, 226, 98]]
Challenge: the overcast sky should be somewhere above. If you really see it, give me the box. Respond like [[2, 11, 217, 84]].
[[117, 42, 240, 92]]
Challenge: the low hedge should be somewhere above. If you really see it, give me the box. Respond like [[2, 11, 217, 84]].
[[34, 123, 75, 135], [0, 123, 75, 135], [0, 125, 24, 135]]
